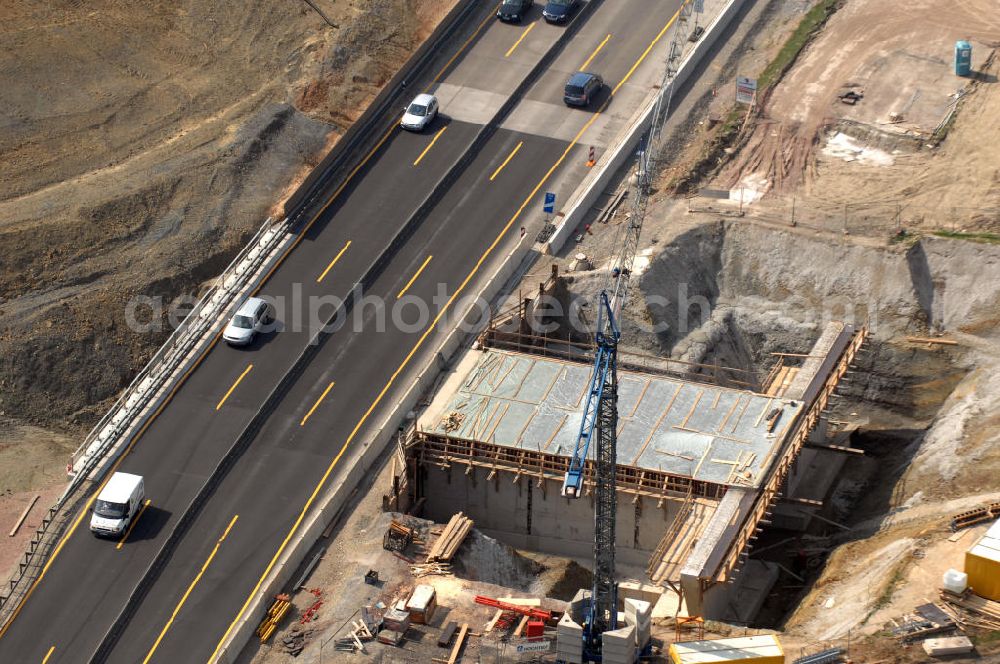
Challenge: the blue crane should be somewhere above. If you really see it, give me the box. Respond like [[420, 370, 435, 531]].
[[559, 1, 696, 657], [561, 290, 621, 655]]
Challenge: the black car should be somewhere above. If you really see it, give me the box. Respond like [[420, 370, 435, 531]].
[[564, 71, 603, 107], [497, 0, 533, 22], [543, 0, 578, 23]]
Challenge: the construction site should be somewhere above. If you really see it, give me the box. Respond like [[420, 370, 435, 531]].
[[2, 0, 1000, 663], [236, 0, 1000, 661]]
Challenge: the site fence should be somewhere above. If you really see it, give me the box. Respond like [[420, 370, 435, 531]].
[[0, 215, 290, 629]]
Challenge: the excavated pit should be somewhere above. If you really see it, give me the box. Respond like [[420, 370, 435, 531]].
[[552, 219, 1000, 625]]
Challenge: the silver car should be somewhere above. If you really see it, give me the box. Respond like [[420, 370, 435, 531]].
[[400, 93, 439, 132], [223, 297, 273, 346]]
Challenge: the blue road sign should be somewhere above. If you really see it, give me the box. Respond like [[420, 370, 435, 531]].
[[543, 192, 556, 214]]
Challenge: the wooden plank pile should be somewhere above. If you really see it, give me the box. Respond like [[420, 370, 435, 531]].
[[426, 513, 474, 563], [940, 589, 1000, 630]]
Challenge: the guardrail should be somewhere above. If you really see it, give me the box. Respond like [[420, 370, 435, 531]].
[[0, 215, 290, 629]]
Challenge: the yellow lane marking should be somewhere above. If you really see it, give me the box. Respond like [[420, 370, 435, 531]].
[[397, 255, 433, 299], [116, 499, 152, 550], [0, 2, 499, 643], [143, 515, 238, 664], [210, 8, 686, 661], [216, 364, 254, 411], [413, 126, 448, 167], [317, 240, 352, 284], [300, 381, 336, 427], [581, 33, 612, 70], [505, 21, 536, 58], [42, 646, 54, 663], [490, 142, 524, 181]]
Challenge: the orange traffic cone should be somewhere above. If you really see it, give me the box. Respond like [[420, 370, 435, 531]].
[[586, 145, 596, 167]]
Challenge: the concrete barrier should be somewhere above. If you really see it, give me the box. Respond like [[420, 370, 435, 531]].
[[545, 0, 748, 254]]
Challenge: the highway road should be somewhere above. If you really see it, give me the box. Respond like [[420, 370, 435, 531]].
[[0, 0, 685, 661]]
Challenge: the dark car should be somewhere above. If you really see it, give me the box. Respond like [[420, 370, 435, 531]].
[[564, 71, 603, 107], [497, 0, 533, 22], [543, 0, 578, 23]]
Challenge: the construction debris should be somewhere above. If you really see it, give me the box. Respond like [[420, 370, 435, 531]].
[[890, 603, 956, 643], [410, 562, 452, 577], [384, 519, 415, 551], [256, 594, 292, 643], [440, 411, 466, 432], [279, 627, 313, 657], [426, 513, 473, 563], [941, 589, 1000, 630]]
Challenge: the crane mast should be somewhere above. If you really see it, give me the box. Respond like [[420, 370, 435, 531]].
[[560, 1, 695, 659]]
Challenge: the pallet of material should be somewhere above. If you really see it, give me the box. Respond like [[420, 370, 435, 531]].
[[426, 512, 474, 563]]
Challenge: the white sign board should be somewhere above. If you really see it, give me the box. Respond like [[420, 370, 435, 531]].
[[515, 640, 552, 654], [736, 77, 757, 105]]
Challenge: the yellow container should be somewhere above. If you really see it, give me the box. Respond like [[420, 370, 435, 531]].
[[966, 520, 1000, 601], [669, 635, 784, 664]]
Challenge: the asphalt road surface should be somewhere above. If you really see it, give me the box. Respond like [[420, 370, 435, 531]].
[[0, 0, 684, 661]]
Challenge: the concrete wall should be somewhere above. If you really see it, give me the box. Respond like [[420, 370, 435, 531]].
[[420, 465, 683, 567]]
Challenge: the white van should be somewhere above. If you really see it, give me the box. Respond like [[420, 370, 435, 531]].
[[90, 472, 145, 538]]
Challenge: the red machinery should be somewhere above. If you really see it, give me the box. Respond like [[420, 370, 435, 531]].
[[474, 595, 553, 637]]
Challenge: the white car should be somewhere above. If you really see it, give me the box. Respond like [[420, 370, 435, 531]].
[[400, 93, 439, 132], [223, 296, 274, 346]]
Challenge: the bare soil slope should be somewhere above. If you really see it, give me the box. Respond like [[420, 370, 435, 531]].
[[0, 0, 453, 429], [0, 0, 454, 575]]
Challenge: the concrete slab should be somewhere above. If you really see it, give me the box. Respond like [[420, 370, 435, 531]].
[[421, 348, 803, 488]]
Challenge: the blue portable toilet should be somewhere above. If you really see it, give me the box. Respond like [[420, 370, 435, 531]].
[[955, 40, 972, 76]]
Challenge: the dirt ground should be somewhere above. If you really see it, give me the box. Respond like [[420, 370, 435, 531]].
[[0, 0, 455, 579], [718, 0, 1000, 233]]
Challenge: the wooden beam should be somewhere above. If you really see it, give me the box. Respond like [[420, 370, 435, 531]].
[[447, 623, 469, 664], [9, 495, 39, 537]]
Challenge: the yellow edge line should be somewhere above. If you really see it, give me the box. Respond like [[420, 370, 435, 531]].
[[581, 33, 612, 70], [116, 499, 153, 550], [0, 1, 499, 644], [42, 646, 54, 664], [317, 240, 352, 284], [211, 7, 686, 661], [300, 381, 336, 427], [429, 4, 500, 86], [143, 515, 239, 664], [490, 141, 524, 181], [413, 126, 448, 167], [613, 3, 684, 96], [505, 21, 536, 58], [216, 364, 254, 412], [397, 255, 434, 299]]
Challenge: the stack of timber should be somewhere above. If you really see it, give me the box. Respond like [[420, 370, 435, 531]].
[[426, 513, 474, 563], [940, 589, 1000, 630]]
